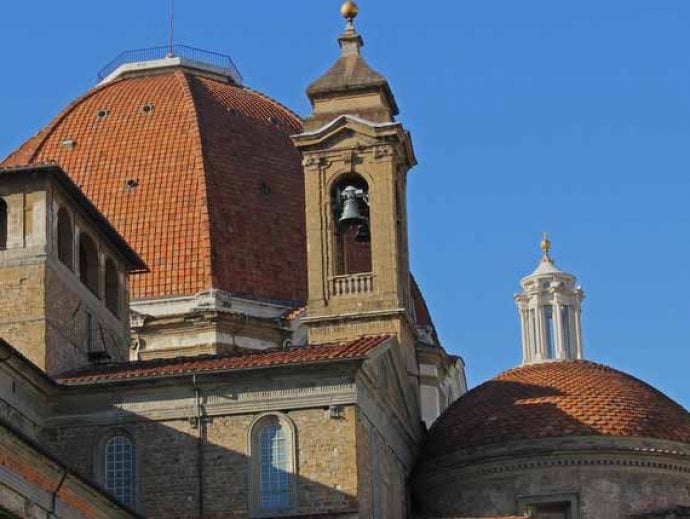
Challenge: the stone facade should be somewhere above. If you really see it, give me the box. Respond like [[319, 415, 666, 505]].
[[47, 407, 361, 517], [0, 167, 141, 376], [34, 338, 420, 518]]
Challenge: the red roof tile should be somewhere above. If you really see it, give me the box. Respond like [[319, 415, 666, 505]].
[[2, 71, 306, 303], [422, 360, 690, 458], [58, 335, 391, 384]]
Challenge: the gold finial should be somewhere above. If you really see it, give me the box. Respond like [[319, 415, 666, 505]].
[[540, 232, 552, 257], [341, 0, 359, 22]]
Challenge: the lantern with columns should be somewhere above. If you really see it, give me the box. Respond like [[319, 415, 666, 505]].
[[515, 235, 585, 365]]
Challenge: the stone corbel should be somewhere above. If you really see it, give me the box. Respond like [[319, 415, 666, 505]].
[[373, 145, 393, 161], [302, 156, 317, 168]]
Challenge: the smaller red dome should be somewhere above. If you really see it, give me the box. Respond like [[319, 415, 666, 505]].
[[422, 360, 690, 459]]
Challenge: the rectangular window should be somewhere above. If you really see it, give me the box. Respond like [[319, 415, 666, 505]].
[[544, 305, 556, 358], [259, 423, 290, 512], [528, 502, 572, 519], [520, 494, 578, 519]]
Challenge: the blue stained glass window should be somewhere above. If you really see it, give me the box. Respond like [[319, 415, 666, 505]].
[[105, 435, 135, 507], [259, 421, 291, 512]]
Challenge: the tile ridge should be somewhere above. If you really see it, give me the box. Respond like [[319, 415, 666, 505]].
[[177, 71, 215, 290]]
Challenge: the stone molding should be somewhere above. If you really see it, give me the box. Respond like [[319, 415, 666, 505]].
[[49, 380, 358, 427], [416, 435, 690, 488]]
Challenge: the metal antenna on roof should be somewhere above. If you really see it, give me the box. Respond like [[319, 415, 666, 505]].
[[167, 0, 175, 58]]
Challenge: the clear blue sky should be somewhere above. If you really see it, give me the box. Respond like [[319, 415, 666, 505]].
[[1, 2, 688, 407]]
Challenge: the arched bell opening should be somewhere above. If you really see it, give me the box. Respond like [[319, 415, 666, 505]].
[[79, 232, 100, 296], [331, 174, 372, 275]]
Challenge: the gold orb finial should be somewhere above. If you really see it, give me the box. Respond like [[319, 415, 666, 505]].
[[341, 0, 359, 22], [540, 232, 552, 256]]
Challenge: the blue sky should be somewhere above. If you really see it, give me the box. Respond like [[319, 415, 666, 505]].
[[1, 2, 688, 407]]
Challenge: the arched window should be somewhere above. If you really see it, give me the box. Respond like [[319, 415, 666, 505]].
[[79, 233, 99, 295], [57, 207, 73, 269], [249, 414, 296, 515], [104, 435, 135, 507], [105, 258, 120, 316], [332, 175, 371, 275], [0, 198, 7, 250]]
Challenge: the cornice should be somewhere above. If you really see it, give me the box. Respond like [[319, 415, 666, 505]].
[[415, 435, 690, 487], [48, 380, 358, 427]]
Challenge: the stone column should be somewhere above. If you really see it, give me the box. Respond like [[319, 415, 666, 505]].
[[518, 304, 530, 364], [574, 305, 584, 359]]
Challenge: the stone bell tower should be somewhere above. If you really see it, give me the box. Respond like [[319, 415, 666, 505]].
[[292, 1, 418, 354], [515, 235, 585, 365]]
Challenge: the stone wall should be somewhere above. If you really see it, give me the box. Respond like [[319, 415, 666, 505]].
[[45, 258, 129, 373], [0, 262, 47, 370], [49, 405, 361, 518], [356, 409, 408, 518], [0, 423, 135, 519], [414, 437, 690, 519]]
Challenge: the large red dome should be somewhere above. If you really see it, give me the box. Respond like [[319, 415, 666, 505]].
[[422, 360, 690, 459], [2, 70, 307, 303]]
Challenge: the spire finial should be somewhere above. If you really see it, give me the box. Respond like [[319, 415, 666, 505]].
[[167, 0, 175, 58], [341, 0, 359, 26], [540, 232, 552, 259], [338, 0, 363, 56]]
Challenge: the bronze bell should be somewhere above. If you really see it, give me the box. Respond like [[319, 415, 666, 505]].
[[355, 224, 371, 243], [338, 186, 367, 227]]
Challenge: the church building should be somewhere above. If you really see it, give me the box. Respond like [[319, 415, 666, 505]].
[[0, 2, 687, 518]]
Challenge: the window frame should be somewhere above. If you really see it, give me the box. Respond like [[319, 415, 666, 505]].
[[247, 413, 298, 517], [330, 173, 372, 277], [96, 431, 138, 511], [517, 492, 579, 519]]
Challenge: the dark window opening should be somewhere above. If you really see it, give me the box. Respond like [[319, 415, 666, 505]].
[[57, 207, 73, 269], [527, 502, 572, 519], [79, 233, 99, 295], [0, 199, 7, 250], [105, 258, 120, 316], [332, 175, 372, 275]]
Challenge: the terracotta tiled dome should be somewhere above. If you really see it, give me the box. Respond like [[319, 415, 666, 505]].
[[2, 71, 307, 302], [422, 360, 690, 459]]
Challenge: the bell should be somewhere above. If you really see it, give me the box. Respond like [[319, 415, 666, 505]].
[[355, 224, 371, 243], [338, 186, 367, 227]]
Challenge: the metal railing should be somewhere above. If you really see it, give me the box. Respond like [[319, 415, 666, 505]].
[[97, 45, 242, 83]]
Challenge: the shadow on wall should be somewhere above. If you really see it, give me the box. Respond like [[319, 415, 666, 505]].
[[46, 405, 361, 518]]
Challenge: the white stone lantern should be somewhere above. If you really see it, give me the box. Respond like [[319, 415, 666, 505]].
[[515, 235, 585, 365]]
